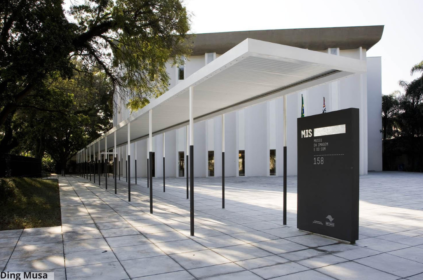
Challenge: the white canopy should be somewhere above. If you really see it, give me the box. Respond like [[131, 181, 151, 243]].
[[81, 38, 366, 152]]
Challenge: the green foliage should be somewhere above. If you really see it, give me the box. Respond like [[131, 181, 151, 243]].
[[1, 0, 191, 124], [382, 61, 423, 171], [42, 154, 55, 172]]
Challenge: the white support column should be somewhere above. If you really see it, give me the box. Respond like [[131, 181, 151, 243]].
[[163, 132, 166, 192], [98, 140, 101, 185], [222, 115, 225, 153], [93, 143, 96, 183], [186, 125, 189, 198], [127, 123, 131, 201], [114, 131, 117, 193], [135, 137, 137, 184], [189, 89, 194, 146], [149, 109, 153, 213], [186, 125, 189, 157], [128, 123, 131, 156], [222, 114, 225, 209], [149, 110, 152, 153], [105, 136, 108, 185], [163, 133, 166, 158], [283, 95, 287, 225], [189, 86, 194, 236], [283, 97, 287, 147]]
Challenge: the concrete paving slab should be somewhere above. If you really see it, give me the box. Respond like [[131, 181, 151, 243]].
[[5, 255, 64, 271], [297, 254, 345, 269], [189, 263, 244, 278], [205, 270, 263, 280], [121, 255, 184, 278], [171, 249, 231, 269], [155, 239, 206, 255], [389, 246, 423, 263], [251, 262, 309, 279], [64, 238, 110, 254], [317, 261, 398, 280], [0, 237, 18, 248], [106, 235, 150, 248], [133, 271, 195, 280], [65, 248, 118, 267], [0, 229, 22, 239], [113, 243, 164, 261], [235, 255, 289, 270], [66, 261, 128, 280], [280, 249, 327, 261], [213, 244, 273, 261], [355, 253, 423, 277], [252, 239, 308, 254], [273, 270, 335, 280]]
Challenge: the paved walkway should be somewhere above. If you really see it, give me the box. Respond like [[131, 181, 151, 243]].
[[1, 172, 423, 279]]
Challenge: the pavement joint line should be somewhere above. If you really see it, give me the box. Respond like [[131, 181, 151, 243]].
[[1, 228, 24, 273]]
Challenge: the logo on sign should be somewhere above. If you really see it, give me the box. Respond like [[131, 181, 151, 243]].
[[326, 215, 335, 227], [301, 129, 313, 138]]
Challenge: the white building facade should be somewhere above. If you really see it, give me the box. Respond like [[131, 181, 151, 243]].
[[113, 26, 384, 178]]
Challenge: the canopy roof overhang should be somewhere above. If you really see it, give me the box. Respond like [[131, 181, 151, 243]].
[[81, 38, 366, 153]]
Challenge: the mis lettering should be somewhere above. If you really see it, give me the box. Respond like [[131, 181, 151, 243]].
[[301, 129, 313, 138]]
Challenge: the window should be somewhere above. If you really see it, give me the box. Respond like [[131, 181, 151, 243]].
[[270, 149, 276, 176], [178, 152, 185, 177], [205, 53, 216, 64], [329, 48, 339, 55], [239, 150, 245, 176], [178, 65, 184, 80], [208, 151, 214, 177]]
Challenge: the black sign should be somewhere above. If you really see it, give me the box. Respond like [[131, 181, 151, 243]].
[[297, 108, 359, 243]]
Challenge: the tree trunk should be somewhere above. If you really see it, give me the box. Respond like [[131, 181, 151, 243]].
[[0, 110, 18, 155]]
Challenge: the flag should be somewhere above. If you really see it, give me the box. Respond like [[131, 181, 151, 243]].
[[323, 97, 326, 114], [301, 94, 305, 118]]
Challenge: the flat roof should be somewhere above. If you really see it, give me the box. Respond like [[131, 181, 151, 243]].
[[190, 26, 384, 55], [82, 38, 366, 152]]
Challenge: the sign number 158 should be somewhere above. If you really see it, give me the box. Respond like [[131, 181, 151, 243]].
[[314, 157, 324, 165]]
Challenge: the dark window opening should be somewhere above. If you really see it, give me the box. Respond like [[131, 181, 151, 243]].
[[270, 149, 276, 176], [178, 65, 184, 80], [178, 152, 185, 177], [208, 151, 214, 177], [239, 150, 245, 176]]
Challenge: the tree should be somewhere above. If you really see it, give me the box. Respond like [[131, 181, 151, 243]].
[[0, 0, 191, 128], [12, 67, 113, 173], [382, 93, 399, 141], [382, 61, 423, 171]]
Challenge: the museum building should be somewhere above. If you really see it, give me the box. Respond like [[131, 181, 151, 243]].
[[109, 26, 384, 179]]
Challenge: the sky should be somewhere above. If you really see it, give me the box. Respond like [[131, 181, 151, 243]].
[[183, 0, 423, 95]]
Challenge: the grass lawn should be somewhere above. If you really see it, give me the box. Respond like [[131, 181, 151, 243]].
[[0, 178, 61, 230]]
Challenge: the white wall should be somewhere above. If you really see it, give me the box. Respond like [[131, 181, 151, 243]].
[[225, 112, 237, 177], [245, 102, 268, 176], [367, 57, 383, 171], [194, 121, 207, 177]]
